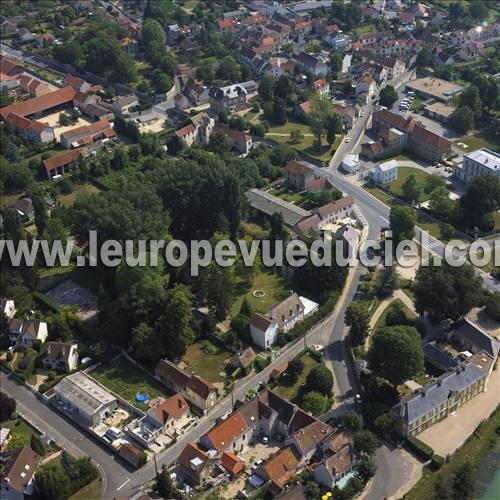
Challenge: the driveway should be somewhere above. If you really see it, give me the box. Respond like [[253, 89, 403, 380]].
[[360, 444, 423, 500], [418, 367, 500, 457]]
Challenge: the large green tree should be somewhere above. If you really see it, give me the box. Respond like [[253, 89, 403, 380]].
[[389, 206, 416, 244], [379, 85, 398, 107], [35, 461, 71, 500], [345, 301, 371, 347], [460, 175, 500, 231], [301, 391, 329, 416], [367, 325, 424, 386], [401, 173, 423, 204], [306, 363, 334, 396], [414, 262, 483, 324]]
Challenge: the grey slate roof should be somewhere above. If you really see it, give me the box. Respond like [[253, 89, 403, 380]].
[[423, 343, 459, 371], [392, 361, 486, 424], [245, 188, 311, 226], [453, 318, 500, 359]]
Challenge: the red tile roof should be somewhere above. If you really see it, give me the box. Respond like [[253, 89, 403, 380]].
[[218, 18, 235, 29], [262, 446, 300, 492], [221, 451, 244, 475], [178, 442, 209, 472], [1, 86, 76, 119], [187, 374, 216, 400], [317, 196, 354, 218], [285, 159, 314, 176], [64, 74, 85, 89], [206, 412, 248, 451], [43, 150, 81, 172], [2, 446, 41, 494], [61, 118, 111, 141], [152, 393, 189, 423]]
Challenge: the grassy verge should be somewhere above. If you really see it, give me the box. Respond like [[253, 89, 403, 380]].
[[182, 340, 231, 383], [231, 269, 289, 316], [404, 407, 500, 499], [273, 351, 317, 403], [91, 356, 167, 410], [4, 417, 40, 451], [453, 131, 499, 153], [58, 183, 100, 207], [69, 477, 103, 500], [373, 298, 416, 331]]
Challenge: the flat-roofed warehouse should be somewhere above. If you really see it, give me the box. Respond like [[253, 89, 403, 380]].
[[246, 188, 311, 226], [53, 371, 118, 427], [405, 77, 463, 103]]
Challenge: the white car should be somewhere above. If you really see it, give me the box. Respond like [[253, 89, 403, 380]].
[[360, 111, 365, 117], [260, 436, 269, 444], [345, 137, 351, 143]]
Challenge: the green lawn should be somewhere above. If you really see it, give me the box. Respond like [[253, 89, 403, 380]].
[[69, 478, 103, 500], [363, 184, 396, 206], [410, 98, 425, 114], [231, 269, 289, 316], [4, 418, 40, 452], [386, 167, 432, 200], [453, 131, 499, 153], [91, 356, 167, 410], [182, 339, 231, 383], [404, 408, 499, 499], [58, 183, 100, 207], [240, 221, 269, 239], [268, 187, 309, 206], [373, 298, 416, 331], [265, 119, 343, 161], [274, 352, 317, 403]]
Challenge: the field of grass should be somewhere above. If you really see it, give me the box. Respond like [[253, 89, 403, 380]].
[[453, 131, 499, 153], [373, 298, 416, 331], [91, 356, 167, 410], [69, 478, 103, 500], [265, 119, 343, 161], [231, 269, 289, 316], [363, 184, 396, 206], [58, 183, 100, 207], [268, 187, 309, 206], [4, 418, 40, 451], [274, 352, 317, 403], [182, 339, 231, 383], [410, 98, 425, 114], [386, 167, 432, 200], [404, 408, 499, 500]]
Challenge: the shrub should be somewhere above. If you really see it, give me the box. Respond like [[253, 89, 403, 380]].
[[137, 451, 147, 467], [407, 436, 434, 461], [431, 454, 444, 470]]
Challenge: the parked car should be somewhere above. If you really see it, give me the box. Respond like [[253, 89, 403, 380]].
[[260, 436, 269, 444], [251, 459, 263, 471], [345, 137, 351, 143], [354, 394, 363, 405]]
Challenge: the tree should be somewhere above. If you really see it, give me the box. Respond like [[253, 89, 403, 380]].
[[287, 358, 304, 383], [337, 411, 364, 432], [271, 97, 287, 125], [485, 292, 500, 322], [424, 173, 447, 194], [35, 461, 71, 500], [329, 52, 342, 73], [208, 130, 230, 154], [304, 480, 321, 500], [306, 363, 333, 395], [155, 465, 180, 499], [414, 262, 483, 324], [389, 206, 416, 244], [429, 185, 453, 218], [157, 284, 194, 359], [450, 106, 474, 133], [453, 461, 475, 500], [166, 134, 185, 156], [249, 122, 266, 138], [130, 322, 163, 364], [373, 411, 398, 436], [401, 173, 423, 204], [357, 456, 377, 480], [460, 175, 500, 231], [31, 191, 48, 236], [301, 391, 329, 416], [275, 75, 295, 100], [459, 86, 482, 118], [379, 85, 398, 107], [345, 302, 371, 347], [367, 326, 424, 386], [0, 391, 16, 421], [31, 433, 45, 456], [416, 45, 432, 68], [308, 93, 332, 147], [353, 430, 379, 455], [141, 18, 166, 64], [240, 297, 252, 317], [258, 75, 276, 101], [469, 1, 488, 19], [289, 128, 303, 144]]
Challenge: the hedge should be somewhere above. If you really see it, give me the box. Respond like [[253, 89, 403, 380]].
[[431, 454, 444, 470], [407, 436, 435, 461], [33, 291, 60, 313]]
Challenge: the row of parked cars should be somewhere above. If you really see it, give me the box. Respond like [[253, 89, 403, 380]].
[[399, 91, 416, 116]]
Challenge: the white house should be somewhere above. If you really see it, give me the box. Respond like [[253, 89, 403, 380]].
[[39, 342, 79, 372], [1, 299, 16, 319], [250, 293, 318, 349], [369, 159, 398, 185], [112, 95, 139, 115], [341, 54, 352, 74], [341, 153, 359, 173], [355, 74, 377, 98], [8, 319, 48, 347], [454, 148, 500, 184]]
